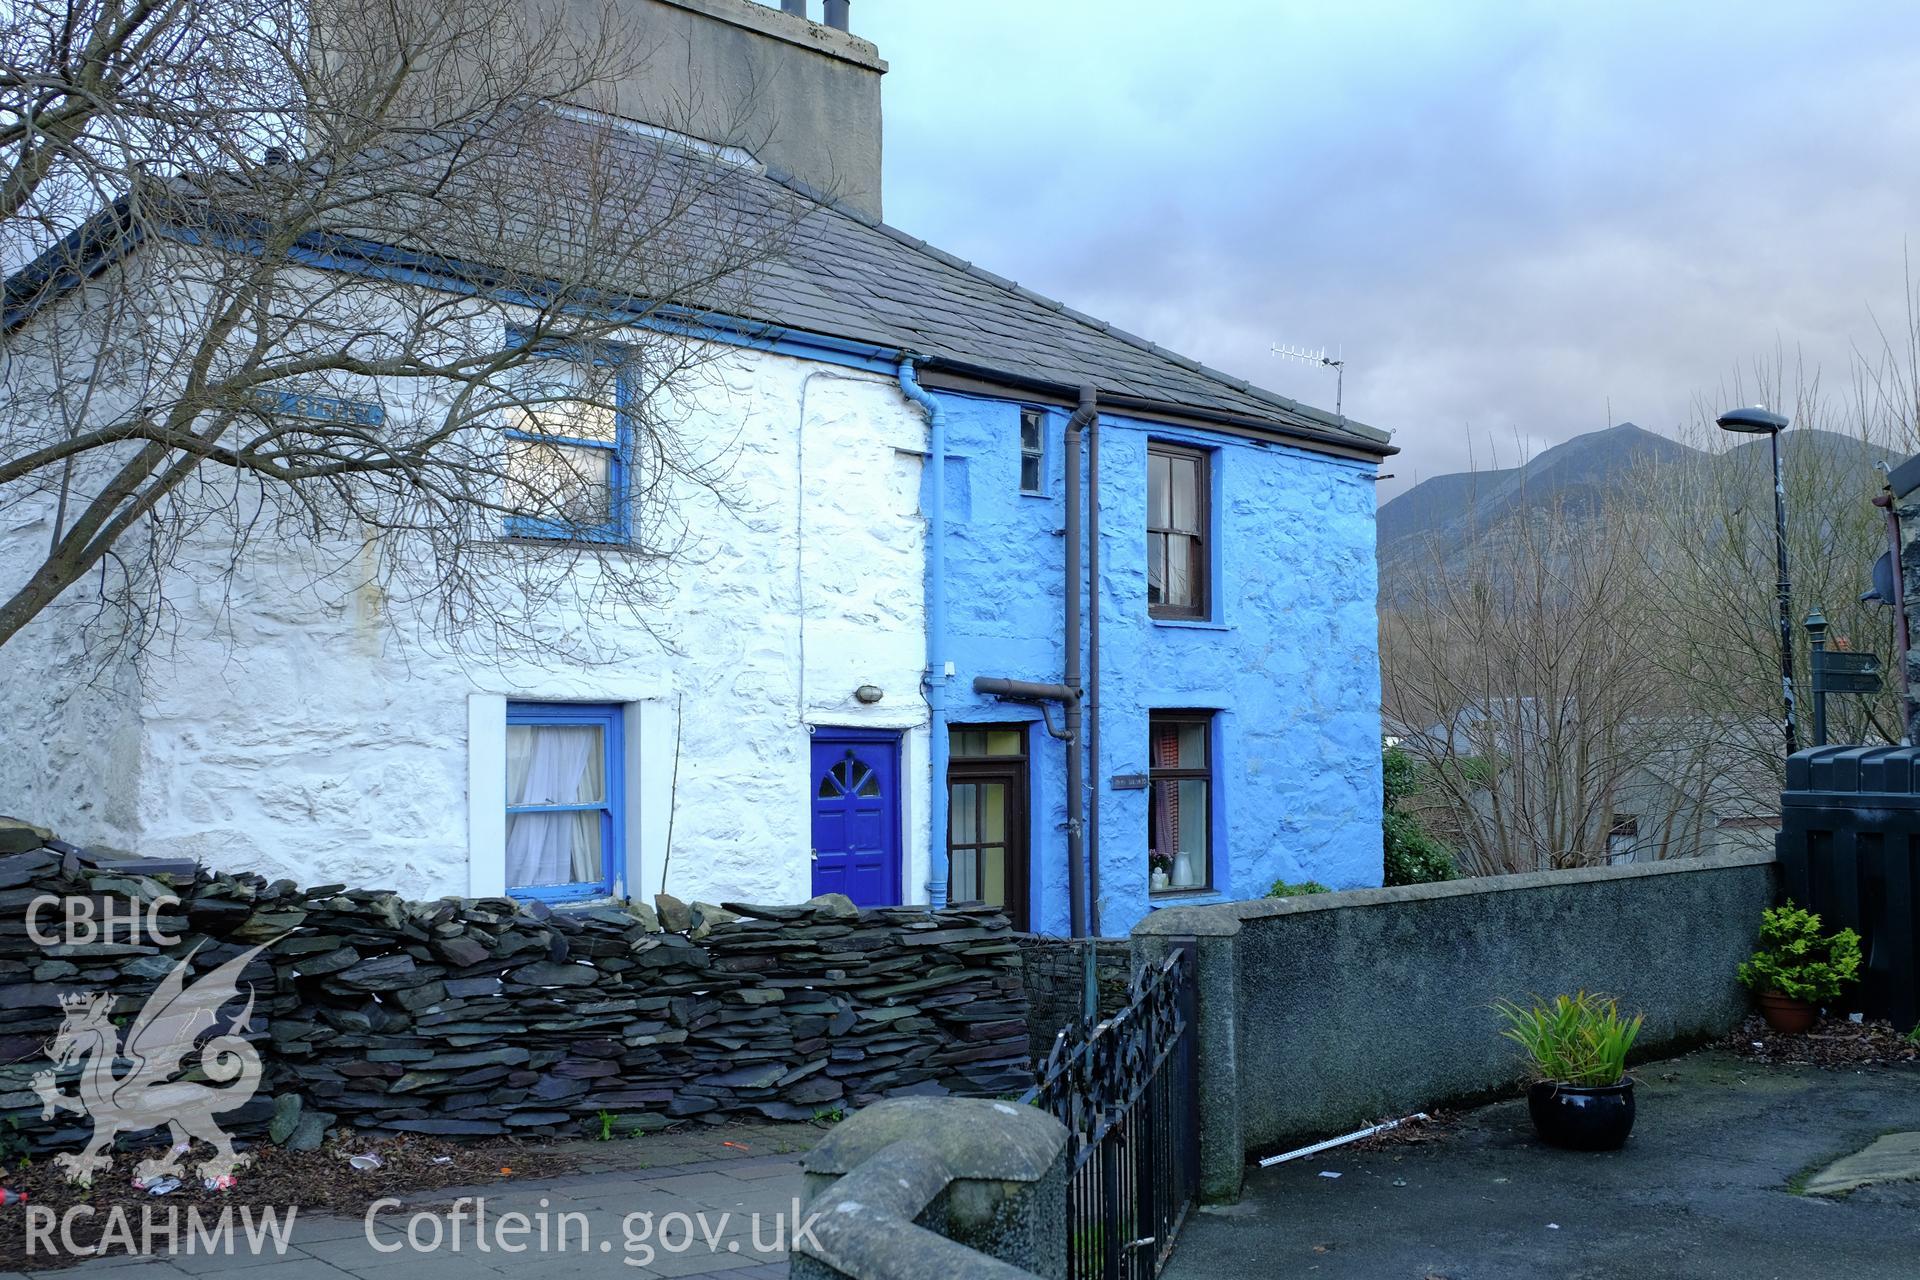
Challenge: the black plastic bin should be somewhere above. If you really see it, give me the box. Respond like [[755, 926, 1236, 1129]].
[[1779, 746, 1920, 1029]]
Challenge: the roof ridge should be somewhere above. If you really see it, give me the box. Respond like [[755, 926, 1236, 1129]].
[[753, 164, 1388, 445]]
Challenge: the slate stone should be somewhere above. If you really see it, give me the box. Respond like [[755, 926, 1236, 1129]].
[[433, 935, 492, 968], [336, 953, 423, 990], [0, 819, 52, 857], [509, 961, 596, 987], [654, 893, 693, 933], [286, 1110, 333, 1152], [268, 1094, 303, 1145]]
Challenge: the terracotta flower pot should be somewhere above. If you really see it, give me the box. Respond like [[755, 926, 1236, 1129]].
[[1758, 990, 1819, 1034]]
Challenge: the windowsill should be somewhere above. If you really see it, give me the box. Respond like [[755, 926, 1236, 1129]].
[[1018, 491, 1050, 499], [511, 893, 621, 910], [492, 534, 635, 551], [1148, 888, 1225, 906], [1151, 617, 1231, 632]]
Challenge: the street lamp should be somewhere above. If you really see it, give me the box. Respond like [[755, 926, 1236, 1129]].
[[1716, 405, 1797, 755]]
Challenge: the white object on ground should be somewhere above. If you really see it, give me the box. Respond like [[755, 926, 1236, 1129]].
[[1318, 1171, 1341, 1179], [1258, 1113, 1433, 1168], [348, 1153, 384, 1170]]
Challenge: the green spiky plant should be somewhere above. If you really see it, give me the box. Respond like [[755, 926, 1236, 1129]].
[[1493, 992, 1643, 1087], [1736, 902, 1862, 1004]]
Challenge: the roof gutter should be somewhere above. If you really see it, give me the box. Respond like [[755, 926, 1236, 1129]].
[[911, 357, 1397, 460]]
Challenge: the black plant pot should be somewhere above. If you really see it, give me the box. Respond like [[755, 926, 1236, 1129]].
[[1527, 1079, 1635, 1151]]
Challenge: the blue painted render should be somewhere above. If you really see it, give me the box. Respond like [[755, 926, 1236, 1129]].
[[934, 391, 1384, 937]]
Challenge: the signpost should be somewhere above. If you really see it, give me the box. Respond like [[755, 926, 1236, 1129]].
[[1806, 607, 1882, 747]]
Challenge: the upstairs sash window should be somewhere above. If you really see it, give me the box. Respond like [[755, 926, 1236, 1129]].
[[503, 354, 630, 543], [1148, 443, 1209, 618]]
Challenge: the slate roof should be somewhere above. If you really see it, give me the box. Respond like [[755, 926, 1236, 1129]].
[[735, 156, 1392, 452], [7, 112, 1392, 454]]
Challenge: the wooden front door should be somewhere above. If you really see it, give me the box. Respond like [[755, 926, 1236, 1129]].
[[947, 724, 1030, 930]]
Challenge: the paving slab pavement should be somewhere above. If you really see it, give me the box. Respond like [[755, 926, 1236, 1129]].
[[5, 1125, 821, 1280], [1164, 1050, 1920, 1280]]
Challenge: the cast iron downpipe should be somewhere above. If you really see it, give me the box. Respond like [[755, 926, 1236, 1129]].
[[898, 357, 949, 909], [1085, 393, 1102, 937], [1056, 387, 1098, 937]]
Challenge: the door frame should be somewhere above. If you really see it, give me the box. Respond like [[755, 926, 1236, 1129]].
[[947, 724, 1032, 931], [809, 725, 905, 905]]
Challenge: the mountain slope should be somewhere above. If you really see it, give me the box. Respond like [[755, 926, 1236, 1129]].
[[1379, 424, 1887, 598]]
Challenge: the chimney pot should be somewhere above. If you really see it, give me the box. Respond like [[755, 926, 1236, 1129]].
[[780, 0, 806, 14], [823, 0, 849, 31]]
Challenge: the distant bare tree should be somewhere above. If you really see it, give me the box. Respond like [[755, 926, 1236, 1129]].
[[1382, 495, 1702, 875], [0, 0, 809, 663], [1637, 353, 1906, 778]]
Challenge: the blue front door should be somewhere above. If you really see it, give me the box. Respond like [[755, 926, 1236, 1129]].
[[811, 729, 902, 907]]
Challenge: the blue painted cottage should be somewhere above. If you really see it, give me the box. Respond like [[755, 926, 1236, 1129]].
[[927, 395, 1387, 936]]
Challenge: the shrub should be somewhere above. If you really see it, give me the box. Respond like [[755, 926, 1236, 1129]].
[[1494, 991, 1643, 1087], [1383, 746, 1455, 885], [1267, 879, 1330, 897], [1737, 902, 1862, 1004]]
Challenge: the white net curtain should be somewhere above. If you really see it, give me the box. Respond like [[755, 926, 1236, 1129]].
[[505, 723, 605, 886]]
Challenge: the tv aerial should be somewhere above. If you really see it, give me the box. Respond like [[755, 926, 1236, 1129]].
[[1270, 343, 1346, 422]]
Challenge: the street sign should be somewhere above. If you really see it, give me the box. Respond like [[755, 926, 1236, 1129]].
[[1813, 650, 1882, 695]]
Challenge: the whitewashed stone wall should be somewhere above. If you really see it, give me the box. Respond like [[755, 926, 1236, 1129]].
[[0, 294, 932, 904]]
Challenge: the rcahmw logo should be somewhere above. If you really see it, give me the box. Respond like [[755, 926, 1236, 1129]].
[[27, 890, 268, 1191]]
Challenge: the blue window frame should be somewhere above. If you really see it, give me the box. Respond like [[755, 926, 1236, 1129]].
[[505, 702, 624, 902], [502, 342, 632, 543]]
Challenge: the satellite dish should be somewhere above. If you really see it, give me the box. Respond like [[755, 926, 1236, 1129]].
[[1862, 549, 1896, 605]]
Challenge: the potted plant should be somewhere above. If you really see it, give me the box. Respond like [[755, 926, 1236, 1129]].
[[1737, 902, 1862, 1033], [1149, 851, 1172, 892], [1494, 991, 1644, 1151]]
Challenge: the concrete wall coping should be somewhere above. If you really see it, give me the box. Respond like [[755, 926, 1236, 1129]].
[[661, 0, 888, 71], [803, 1096, 1066, 1181], [1133, 847, 1780, 938], [797, 1138, 1042, 1280]]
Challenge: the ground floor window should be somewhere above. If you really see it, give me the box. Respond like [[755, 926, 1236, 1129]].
[[506, 702, 623, 900], [948, 724, 1029, 929], [1149, 712, 1212, 892]]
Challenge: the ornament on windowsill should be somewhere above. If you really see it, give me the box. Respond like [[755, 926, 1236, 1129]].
[[1149, 850, 1172, 892]]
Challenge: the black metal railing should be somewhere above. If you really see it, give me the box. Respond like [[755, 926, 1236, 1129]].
[[1022, 942, 1199, 1280]]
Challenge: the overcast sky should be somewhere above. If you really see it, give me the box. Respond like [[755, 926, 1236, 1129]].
[[857, 1, 1920, 497]]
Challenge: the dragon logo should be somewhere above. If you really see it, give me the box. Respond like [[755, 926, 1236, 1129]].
[[32, 944, 267, 1187]]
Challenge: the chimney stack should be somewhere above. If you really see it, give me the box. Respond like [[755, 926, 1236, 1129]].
[[587, 0, 885, 216]]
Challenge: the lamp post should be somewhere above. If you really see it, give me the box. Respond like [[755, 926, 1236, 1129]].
[[1716, 405, 1797, 755]]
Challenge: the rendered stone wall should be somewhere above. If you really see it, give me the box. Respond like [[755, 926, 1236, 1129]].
[[936, 390, 1384, 935], [1135, 849, 1779, 1201], [0, 823, 1030, 1151]]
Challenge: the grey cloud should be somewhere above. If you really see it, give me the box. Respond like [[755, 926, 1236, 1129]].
[[857, 0, 1920, 495]]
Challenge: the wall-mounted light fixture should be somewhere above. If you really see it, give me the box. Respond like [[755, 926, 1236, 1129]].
[[854, 684, 884, 704]]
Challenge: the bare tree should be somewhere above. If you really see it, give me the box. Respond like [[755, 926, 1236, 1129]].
[[1382, 495, 1698, 875], [0, 0, 810, 664], [1637, 353, 1906, 779]]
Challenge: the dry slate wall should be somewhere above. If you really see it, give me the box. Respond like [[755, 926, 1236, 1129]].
[[0, 820, 1031, 1150]]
